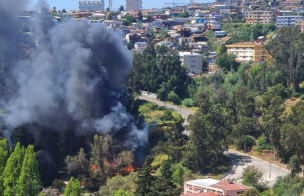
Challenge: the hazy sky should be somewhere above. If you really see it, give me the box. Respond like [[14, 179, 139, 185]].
[[29, 0, 214, 11]]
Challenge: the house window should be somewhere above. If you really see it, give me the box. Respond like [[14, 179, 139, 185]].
[[191, 65, 196, 67]]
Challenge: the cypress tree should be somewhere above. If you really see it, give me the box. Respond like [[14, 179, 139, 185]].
[[3, 142, 25, 196], [154, 160, 180, 196], [0, 139, 10, 195], [16, 145, 42, 196], [135, 155, 156, 196]]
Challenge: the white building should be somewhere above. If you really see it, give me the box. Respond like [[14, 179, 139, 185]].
[[79, 0, 104, 11], [126, 0, 142, 11], [184, 179, 251, 195], [178, 37, 194, 45], [179, 52, 203, 74], [156, 41, 174, 49], [215, 31, 226, 37], [134, 42, 147, 53], [277, 15, 304, 28]]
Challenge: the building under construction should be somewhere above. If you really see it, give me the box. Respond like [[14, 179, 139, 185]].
[[79, 0, 105, 12], [126, 0, 142, 11]]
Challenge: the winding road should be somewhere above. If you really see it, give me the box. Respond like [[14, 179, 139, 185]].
[[138, 96, 290, 187]]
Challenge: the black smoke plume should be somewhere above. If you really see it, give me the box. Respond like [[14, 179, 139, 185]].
[[0, 0, 148, 151]]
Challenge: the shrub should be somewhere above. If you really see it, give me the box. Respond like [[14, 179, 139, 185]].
[[168, 91, 181, 105], [161, 109, 173, 121], [138, 106, 151, 114], [182, 98, 194, 107], [257, 134, 273, 152], [300, 94, 304, 100]]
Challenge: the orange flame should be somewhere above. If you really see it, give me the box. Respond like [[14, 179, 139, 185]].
[[91, 165, 96, 170]]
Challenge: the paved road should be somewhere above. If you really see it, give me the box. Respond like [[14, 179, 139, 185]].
[[138, 96, 290, 186]]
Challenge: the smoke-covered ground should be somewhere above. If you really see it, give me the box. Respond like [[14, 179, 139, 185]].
[[0, 0, 148, 151]]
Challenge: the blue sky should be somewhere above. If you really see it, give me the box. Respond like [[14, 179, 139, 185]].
[[29, 0, 214, 11]]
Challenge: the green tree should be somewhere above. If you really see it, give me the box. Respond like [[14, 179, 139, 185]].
[[137, 11, 143, 21], [52, 179, 65, 190], [114, 190, 134, 196], [154, 160, 180, 196], [172, 168, 184, 186], [88, 135, 106, 190], [189, 110, 225, 172], [202, 57, 209, 72], [179, 12, 189, 18], [135, 155, 156, 196], [99, 172, 137, 195], [0, 139, 10, 194], [119, 5, 124, 12], [239, 188, 261, 196], [65, 148, 89, 180], [146, 15, 153, 22], [3, 142, 25, 196], [265, 26, 304, 92], [16, 145, 42, 196], [106, 11, 115, 20], [62, 9, 67, 13], [242, 166, 263, 190], [287, 155, 301, 176], [64, 177, 81, 196]]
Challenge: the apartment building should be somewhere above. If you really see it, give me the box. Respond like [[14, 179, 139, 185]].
[[245, 10, 273, 24], [126, 0, 142, 11], [226, 41, 270, 62], [156, 41, 175, 49], [79, 0, 104, 11], [277, 15, 304, 27], [178, 37, 194, 45], [179, 52, 203, 74], [184, 179, 251, 196], [207, 21, 222, 30], [134, 42, 147, 53]]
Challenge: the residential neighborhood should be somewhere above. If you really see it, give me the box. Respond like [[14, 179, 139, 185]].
[[26, 0, 304, 78]]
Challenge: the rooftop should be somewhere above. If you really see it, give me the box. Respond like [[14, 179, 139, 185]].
[[226, 41, 265, 46], [187, 179, 220, 187], [179, 51, 204, 56], [210, 180, 252, 191], [181, 193, 217, 196]]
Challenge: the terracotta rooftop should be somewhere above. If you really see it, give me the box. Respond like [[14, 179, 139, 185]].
[[181, 193, 217, 196], [210, 180, 252, 191]]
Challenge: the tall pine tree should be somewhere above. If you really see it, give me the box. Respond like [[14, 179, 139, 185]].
[[154, 160, 180, 196], [3, 142, 25, 196], [135, 155, 156, 196], [16, 145, 42, 196], [0, 139, 10, 195]]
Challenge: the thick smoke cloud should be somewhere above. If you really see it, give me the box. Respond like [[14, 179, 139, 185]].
[[0, 0, 148, 150]]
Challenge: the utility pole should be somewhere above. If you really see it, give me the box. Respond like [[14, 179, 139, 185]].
[[244, 135, 246, 153], [269, 159, 272, 181]]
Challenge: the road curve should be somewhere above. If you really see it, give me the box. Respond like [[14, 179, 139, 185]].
[[138, 96, 290, 186]]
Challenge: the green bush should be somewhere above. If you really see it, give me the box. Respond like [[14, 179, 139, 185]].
[[257, 134, 273, 152], [161, 109, 173, 121], [138, 106, 151, 114], [182, 98, 194, 107], [300, 94, 304, 100], [168, 91, 181, 105], [291, 90, 301, 98]]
